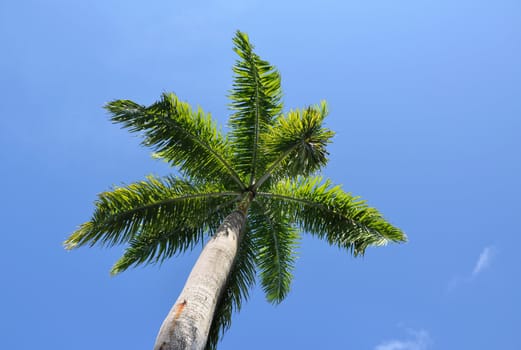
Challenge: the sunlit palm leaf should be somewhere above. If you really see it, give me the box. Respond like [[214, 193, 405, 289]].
[[254, 102, 334, 191], [259, 177, 406, 255], [64, 176, 241, 250], [106, 94, 245, 189], [228, 31, 282, 185]]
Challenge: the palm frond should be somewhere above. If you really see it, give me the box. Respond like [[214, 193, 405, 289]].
[[205, 223, 256, 350], [64, 176, 241, 252], [228, 30, 282, 185], [106, 94, 245, 189], [250, 199, 298, 303], [254, 101, 334, 190], [110, 196, 239, 275], [258, 177, 406, 255]]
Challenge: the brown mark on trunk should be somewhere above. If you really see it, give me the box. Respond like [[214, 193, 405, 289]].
[[174, 299, 187, 321], [168, 299, 187, 336]]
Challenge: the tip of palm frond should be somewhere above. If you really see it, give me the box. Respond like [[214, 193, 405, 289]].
[[383, 226, 408, 243], [265, 293, 286, 305], [104, 99, 132, 113], [233, 30, 249, 44], [232, 30, 255, 59], [109, 267, 123, 276], [110, 260, 128, 276], [397, 231, 408, 243], [358, 227, 407, 255], [63, 238, 78, 250], [370, 228, 407, 249], [311, 101, 331, 120], [63, 225, 89, 250]]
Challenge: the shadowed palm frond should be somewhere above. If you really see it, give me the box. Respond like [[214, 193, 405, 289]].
[[64, 176, 241, 252], [106, 94, 245, 190], [228, 31, 282, 185], [205, 224, 256, 350], [258, 176, 406, 255], [250, 199, 298, 303], [110, 196, 239, 275], [254, 101, 334, 191]]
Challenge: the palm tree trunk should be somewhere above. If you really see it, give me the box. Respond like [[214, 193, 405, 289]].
[[153, 209, 247, 350]]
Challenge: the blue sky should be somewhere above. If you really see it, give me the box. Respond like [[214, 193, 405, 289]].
[[1, 0, 520, 349]]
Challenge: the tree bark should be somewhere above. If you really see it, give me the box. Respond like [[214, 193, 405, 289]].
[[153, 210, 247, 350]]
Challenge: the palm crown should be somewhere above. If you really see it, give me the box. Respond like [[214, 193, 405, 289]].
[[65, 31, 406, 349]]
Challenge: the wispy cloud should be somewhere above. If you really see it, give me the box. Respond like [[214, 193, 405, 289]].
[[374, 329, 431, 350], [447, 245, 497, 292], [472, 246, 496, 277]]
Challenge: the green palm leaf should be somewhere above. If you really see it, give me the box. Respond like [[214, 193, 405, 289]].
[[250, 199, 299, 303], [106, 93, 245, 189], [110, 195, 239, 275], [228, 31, 282, 185], [64, 176, 241, 253], [254, 101, 334, 190], [259, 177, 406, 255]]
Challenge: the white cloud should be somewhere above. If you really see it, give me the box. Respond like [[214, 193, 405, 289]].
[[472, 246, 496, 277], [375, 329, 431, 350], [447, 245, 498, 292]]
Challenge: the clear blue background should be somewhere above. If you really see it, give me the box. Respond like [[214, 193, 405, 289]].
[[1, 1, 519, 349]]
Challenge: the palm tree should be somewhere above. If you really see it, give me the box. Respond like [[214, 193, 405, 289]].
[[64, 31, 406, 350]]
